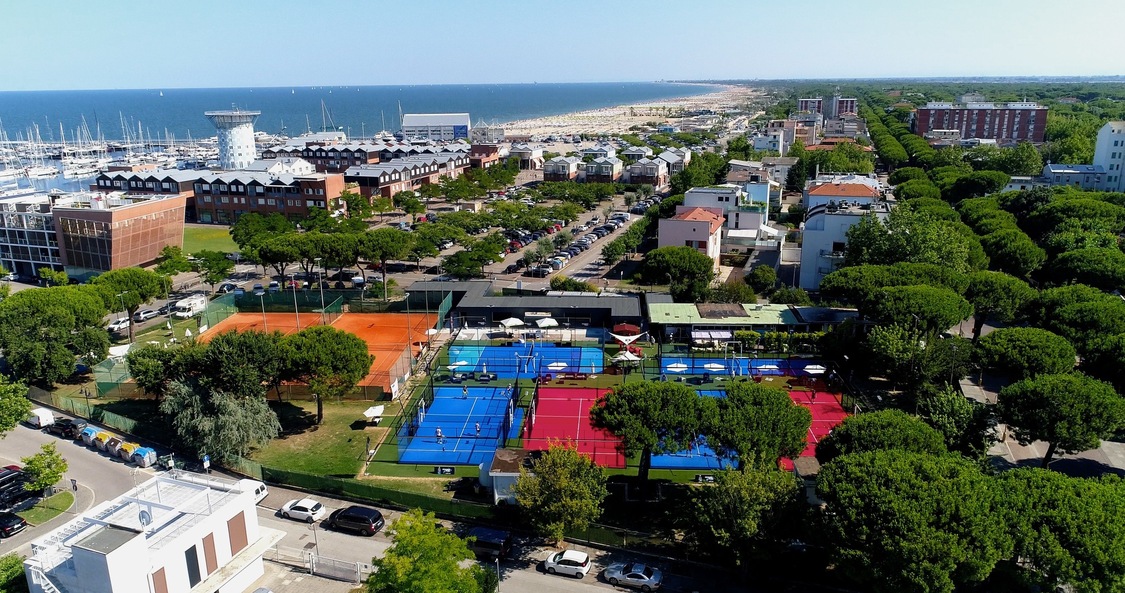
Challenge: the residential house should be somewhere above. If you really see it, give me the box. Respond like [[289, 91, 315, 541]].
[[762, 157, 798, 186], [469, 144, 503, 169], [1042, 163, 1106, 190], [508, 143, 544, 170], [799, 201, 892, 290], [624, 157, 668, 188], [193, 171, 345, 224], [913, 100, 1047, 143], [582, 156, 623, 183], [657, 207, 724, 272], [243, 157, 316, 176], [580, 144, 618, 160], [23, 472, 282, 593], [804, 174, 883, 208], [657, 148, 692, 175], [542, 156, 583, 182], [619, 146, 654, 161]]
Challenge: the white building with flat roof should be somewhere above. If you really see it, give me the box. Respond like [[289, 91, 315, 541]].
[[401, 113, 471, 141], [1094, 121, 1125, 192], [799, 201, 892, 290], [24, 471, 282, 593]]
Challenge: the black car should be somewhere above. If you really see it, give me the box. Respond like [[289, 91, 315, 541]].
[[157, 303, 174, 316], [0, 512, 27, 538], [45, 418, 87, 439], [327, 505, 385, 536], [466, 527, 512, 560], [217, 283, 238, 293], [503, 264, 520, 274]]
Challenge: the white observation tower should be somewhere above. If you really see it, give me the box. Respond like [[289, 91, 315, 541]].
[[205, 108, 261, 170]]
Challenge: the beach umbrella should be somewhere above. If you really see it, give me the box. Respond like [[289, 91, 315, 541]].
[[446, 360, 468, 371], [363, 405, 385, 421], [499, 317, 524, 328], [805, 364, 827, 375], [547, 362, 569, 371], [612, 322, 641, 335], [613, 351, 641, 362], [425, 328, 440, 336], [536, 318, 559, 328], [704, 362, 725, 371], [184, 329, 192, 338], [758, 364, 779, 370], [667, 363, 689, 373]]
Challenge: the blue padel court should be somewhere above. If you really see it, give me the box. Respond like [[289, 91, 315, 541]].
[[397, 386, 524, 465], [658, 357, 828, 377], [447, 344, 604, 378]]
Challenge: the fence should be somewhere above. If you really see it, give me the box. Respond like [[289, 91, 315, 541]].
[[310, 554, 373, 583], [92, 357, 138, 399]]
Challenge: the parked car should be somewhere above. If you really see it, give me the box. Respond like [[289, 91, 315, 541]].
[[218, 282, 238, 293], [157, 303, 174, 316], [268, 280, 280, 293], [280, 498, 326, 523], [0, 512, 27, 538], [439, 240, 454, 250], [467, 527, 512, 560], [45, 418, 88, 439], [327, 505, 385, 536], [106, 318, 132, 333], [503, 264, 520, 274], [603, 562, 663, 591], [132, 309, 158, 323], [252, 283, 265, 296], [544, 550, 591, 579]]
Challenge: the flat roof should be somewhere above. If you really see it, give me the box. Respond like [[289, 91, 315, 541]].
[[647, 303, 799, 326], [74, 525, 139, 555]]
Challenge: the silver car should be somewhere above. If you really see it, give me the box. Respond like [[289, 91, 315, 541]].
[[603, 562, 663, 591]]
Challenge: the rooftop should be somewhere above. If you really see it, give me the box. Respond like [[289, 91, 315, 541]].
[[647, 302, 800, 326], [671, 207, 723, 233], [401, 113, 471, 127], [807, 182, 881, 198]]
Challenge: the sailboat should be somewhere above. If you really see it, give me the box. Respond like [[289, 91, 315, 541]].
[[159, 90, 164, 97]]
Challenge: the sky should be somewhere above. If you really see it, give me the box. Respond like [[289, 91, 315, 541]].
[[3, 0, 1123, 91]]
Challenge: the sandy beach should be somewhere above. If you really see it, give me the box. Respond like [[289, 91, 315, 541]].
[[500, 84, 761, 137]]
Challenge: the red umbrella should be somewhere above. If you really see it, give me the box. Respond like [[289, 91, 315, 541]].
[[612, 323, 641, 336]]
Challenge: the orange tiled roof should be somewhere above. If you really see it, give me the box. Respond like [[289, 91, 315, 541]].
[[672, 207, 724, 234]]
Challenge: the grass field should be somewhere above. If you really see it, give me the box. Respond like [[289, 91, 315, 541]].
[[18, 491, 74, 525], [182, 226, 238, 255], [252, 399, 388, 477]]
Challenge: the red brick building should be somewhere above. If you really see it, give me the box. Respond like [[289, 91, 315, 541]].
[[913, 101, 1047, 143]]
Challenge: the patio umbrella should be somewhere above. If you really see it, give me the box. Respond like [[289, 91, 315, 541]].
[[667, 363, 689, 373], [536, 318, 559, 328], [805, 364, 827, 375], [425, 328, 440, 336], [704, 363, 725, 371], [547, 362, 569, 371], [499, 317, 524, 328], [446, 360, 468, 371], [613, 351, 641, 362], [758, 364, 779, 370], [363, 405, 385, 421], [613, 323, 641, 335]]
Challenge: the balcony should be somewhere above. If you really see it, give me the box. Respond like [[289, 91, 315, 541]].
[[820, 250, 846, 261]]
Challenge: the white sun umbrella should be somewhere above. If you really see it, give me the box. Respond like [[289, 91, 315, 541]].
[[666, 362, 689, 373], [547, 362, 569, 371], [805, 364, 828, 375], [704, 362, 725, 371], [425, 328, 440, 336], [363, 405, 385, 421], [613, 351, 641, 362], [446, 360, 468, 371], [499, 317, 524, 328], [536, 317, 559, 328], [758, 364, 779, 370]]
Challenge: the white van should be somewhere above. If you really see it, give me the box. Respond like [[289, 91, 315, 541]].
[[28, 407, 55, 428], [239, 479, 269, 504], [172, 295, 207, 319]]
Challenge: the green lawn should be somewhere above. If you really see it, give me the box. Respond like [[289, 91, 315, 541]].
[[182, 226, 238, 255], [17, 491, 74, 525], [252, 399, 384, 477]]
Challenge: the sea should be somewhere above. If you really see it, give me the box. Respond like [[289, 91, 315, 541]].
[[0, 82, 717, 144]]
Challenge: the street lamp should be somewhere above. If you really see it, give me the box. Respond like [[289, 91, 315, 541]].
[[115, 291, 129, 320]]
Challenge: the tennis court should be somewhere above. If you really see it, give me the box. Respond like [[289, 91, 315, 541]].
[[649, 387, 850, 470], [397, 385, 522, 465], [523, 387, 624, 468], [446, 343, 604, 378], [201, 311, 328, 338]]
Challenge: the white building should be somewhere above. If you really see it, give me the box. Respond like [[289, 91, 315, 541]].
[[401, 113, 471, 141], [799, 201, 891, 290], [508, 143, 544, 170], [244, 157, 316, 176], [24, 472, 282, 593], [657, 207, 723, 271], [205, 109, 260, 170], [682, 184, 777, 249], [470, 120, 505, 144], [1042, 163, 1106, 190], [1093, 121, 1125, 192]]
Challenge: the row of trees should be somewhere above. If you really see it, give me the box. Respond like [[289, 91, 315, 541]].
[[127, 325, 372, 461]]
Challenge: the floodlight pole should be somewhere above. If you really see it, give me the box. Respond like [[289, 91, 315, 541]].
[[315, 257, 326, 325], [291, 272, 300, 330], [404, 293, 413, 367], [259, 294, 268, 331]]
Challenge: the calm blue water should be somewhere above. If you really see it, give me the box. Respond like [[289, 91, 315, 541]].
[[0, 83, 716, 143]]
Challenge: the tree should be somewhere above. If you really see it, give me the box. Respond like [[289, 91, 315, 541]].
[[600, 241, 626, 265], [815, 410, 946, 464], [341, 188, 374, 220], [998, 468, 1125, 593], [159, 379, 281, 463], [154, 245, 194, 276], [979, 229, 1046, 278], [401, 195, 426, 223], [366, 508, 488, 593], [125, 345, 179, 400], [964, 271, 1036, 343], [0, 374, 31, 438], [197, 330, 287, 400], [361, 228, 413, 300], [888, 167, 928, 186], [708, 281, 757, 303], [511, 442, 608, 545], [256, 234, 302, 278], [642, 246, 715, 302], [0, 553, 27, 593], [865, 285, 973, 334], [193, 250, 235, 293], [230, 212, 295, 249], [893, 179, 942, 201], [283, 326, 373, 424], [999, 373, 1125, 467], [768, 286, 812, 305], [1002, 141, 1044, 176], [90, 267, 170, 343], [21, 442, 68, 494], [1048, 247, 1125, 291], [916, 384, 995, 458], [685, 468, 800, 567], [844, 208, 974, 274], [371, 196, 394, 220], [704, 381, 810, 471], [745, 265, 776, 294], [0, 286, 109, 385], [37, 267, 68, 287], [975, 328, 1076, 380], [816, 451, 1010, 593], [590, 382, 701, 485]]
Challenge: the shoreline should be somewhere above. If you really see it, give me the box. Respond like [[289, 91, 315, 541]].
[[500, 84, 760, 137]]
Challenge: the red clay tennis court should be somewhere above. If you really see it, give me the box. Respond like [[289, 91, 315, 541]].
[[202, 311, 436, 393], [523, 387, 625, 468]]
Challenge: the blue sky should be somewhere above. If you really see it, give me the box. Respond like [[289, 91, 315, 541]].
[[4, 0, 1123, 90]]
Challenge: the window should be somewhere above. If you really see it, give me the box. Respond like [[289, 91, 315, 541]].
[[185, 545, 201, 587]]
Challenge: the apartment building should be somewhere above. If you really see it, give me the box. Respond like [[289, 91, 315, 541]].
[[799, 201, 892, 290], [913, 100, 1047, 143], [1093, 121, 1125, 192], [657, 207, 723, 272]]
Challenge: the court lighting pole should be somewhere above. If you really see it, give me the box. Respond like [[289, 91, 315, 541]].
[[404, 293, 414, 367], [314, 257, 326, 325], [290, 272, 300, 330], [258, 293, 268, 332]]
